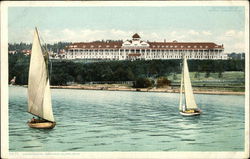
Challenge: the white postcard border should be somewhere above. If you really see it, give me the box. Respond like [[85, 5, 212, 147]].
[[1, 1, 249, 159]]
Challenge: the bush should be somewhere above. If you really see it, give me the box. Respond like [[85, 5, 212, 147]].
[[156, 77, 171, 88], [133, 78, 154, 88]]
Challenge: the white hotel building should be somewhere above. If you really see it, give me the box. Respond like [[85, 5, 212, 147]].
[[64, 33, 227, 60]]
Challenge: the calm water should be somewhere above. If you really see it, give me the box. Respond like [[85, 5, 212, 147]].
[[9, 86, 245, 151]]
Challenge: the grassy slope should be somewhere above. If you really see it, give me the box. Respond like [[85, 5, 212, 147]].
[[167, 71, 245, 92]]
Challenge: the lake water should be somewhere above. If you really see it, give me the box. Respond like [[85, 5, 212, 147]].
[[9, 86, 245, 151]]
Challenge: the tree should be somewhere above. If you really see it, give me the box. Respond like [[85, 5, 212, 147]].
[[194, 72, 200, 79], [205, 71, 210, 78], [218, 72, 223, 78], [173, 73, 177, 80], [133, 78, 153, 88]]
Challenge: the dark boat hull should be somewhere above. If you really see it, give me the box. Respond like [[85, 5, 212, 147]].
[[27, 121, 56, 129], [179, 109, 202, 116]]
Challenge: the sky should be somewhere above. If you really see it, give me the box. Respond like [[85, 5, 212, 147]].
[[8, 6, 246, 53]]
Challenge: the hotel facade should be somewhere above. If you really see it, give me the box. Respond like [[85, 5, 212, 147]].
[[64, 33, 227, 60]]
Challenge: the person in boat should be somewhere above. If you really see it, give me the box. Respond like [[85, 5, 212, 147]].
[[31, 117, 36, 123]]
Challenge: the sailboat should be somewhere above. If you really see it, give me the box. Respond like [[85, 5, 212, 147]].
[[10, 76, 16, 85], [179, 56, 201, 116], [27, 28, 56, 129]]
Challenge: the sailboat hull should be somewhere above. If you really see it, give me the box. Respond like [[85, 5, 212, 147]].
[[27, 121, 56, 129], [179, 110, 201, 116]]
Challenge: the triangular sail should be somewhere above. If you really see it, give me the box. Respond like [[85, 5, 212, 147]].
[[28, 28, 55, 122], [179, 62, 184, 111], [183, 57, 197, 109]]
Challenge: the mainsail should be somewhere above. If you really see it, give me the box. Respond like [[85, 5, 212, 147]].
[[28, 28, 55, 122], [179, 62, 184, 111], [183, 57, 197, 109]]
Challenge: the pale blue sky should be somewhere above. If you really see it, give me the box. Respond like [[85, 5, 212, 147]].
[[8, 6, 245, 52]]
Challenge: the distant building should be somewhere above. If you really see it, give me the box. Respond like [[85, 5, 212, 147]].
[[63, 33, 227, 60], [8, 50, 17, 54], [21, 49, 32, 56], [50, 49, 66, 59]]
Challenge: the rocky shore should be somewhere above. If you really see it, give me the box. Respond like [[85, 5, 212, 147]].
[[50, 84, 245, 95]]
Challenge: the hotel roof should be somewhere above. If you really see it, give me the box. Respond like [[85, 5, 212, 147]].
[[65, 34, 223, 50], [66, 41, 223, 50]]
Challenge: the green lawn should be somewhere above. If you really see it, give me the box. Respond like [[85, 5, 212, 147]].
[[167, 71, 245, 82], [167, 71, 245, 92]]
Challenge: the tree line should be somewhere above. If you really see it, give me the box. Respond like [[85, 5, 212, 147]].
[[8, 42, 72, 53], [9, 53, 245, 86]]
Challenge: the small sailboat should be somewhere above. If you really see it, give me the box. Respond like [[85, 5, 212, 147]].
[[27, 28, 56, 129], [179, 56, 201, 116], [10, 76, 16, 85]]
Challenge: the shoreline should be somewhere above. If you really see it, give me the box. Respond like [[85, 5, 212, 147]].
[[49, 85, 245, 95], [13, 84, 245, 95]]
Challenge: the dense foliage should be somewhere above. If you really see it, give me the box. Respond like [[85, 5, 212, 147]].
[[9, 53, 245, 86], [133, 78, 154, 88], [156, 77, 171, 88], [8, 42, 71, 52]]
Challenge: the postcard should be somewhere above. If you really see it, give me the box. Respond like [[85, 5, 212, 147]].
[[1, 1, 249, 159]]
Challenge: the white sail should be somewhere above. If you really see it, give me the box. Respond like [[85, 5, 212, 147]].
[[179, 63, 184, 111], [183, 57, 197, 109], [28, 28, 55, 122]]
